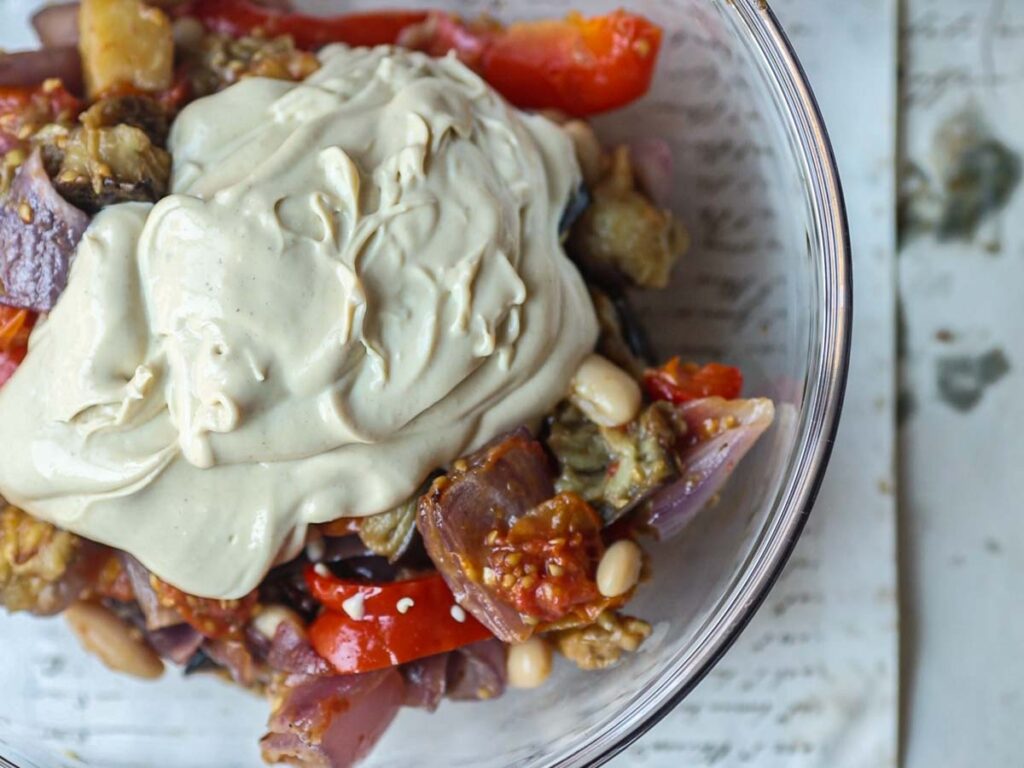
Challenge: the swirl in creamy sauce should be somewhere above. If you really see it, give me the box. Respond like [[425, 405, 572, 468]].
[[0, 46, 597, 598]]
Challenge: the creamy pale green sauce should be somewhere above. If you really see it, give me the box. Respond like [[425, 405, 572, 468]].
[[0, 46, 596, 598]]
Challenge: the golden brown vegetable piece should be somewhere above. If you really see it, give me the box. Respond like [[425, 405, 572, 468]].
[[181, 32, 320, 98], [79, 0, 174, 98], [569, 353, 642, 428], [64, 600, 165, 679], [568, 145, 687, 288], [549, 610, 651, 671], [0, 504, 82, 613], [358, 498, 417, 563], [590, 288, 646, 378], [54, 123, 171, 212], [79, 94, 170, 146]]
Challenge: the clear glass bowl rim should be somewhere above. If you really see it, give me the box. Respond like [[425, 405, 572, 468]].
[[565, 1, 853, 765]]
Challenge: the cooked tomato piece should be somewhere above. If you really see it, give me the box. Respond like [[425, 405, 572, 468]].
[[92, 554, 135, 602], [643, 358, 743, 404], [150, 576, 257, 639], [483, 492, 604, 623]]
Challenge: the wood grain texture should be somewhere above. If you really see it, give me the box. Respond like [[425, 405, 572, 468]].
[[898, 1, 1024, 766]]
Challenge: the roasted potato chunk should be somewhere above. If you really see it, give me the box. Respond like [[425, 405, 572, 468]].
[[79, 0, 174, 98]]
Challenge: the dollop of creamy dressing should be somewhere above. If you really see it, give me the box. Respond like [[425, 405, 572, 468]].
[[0, 46, 597, 598]]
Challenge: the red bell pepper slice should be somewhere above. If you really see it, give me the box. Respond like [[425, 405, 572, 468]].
[[184, 2, 662, 116], [644, 357, 743, 404], [305, 566, 491, 674], [414, 11, 663, 116], [187, 0, 429, 50], [0, 307, 36, 388]]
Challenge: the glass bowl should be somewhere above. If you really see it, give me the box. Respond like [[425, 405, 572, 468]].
[[0, 1, 850, 766]]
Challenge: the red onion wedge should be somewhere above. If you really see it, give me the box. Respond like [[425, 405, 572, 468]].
[[203, 638, 260, 687], [628, 137, 675, 208], [0, 47, 82, 93], [146, 623, 204, 665], [643, 397, 775, 540], [266, 620, 332, 676], [401, 638, 508, 710], [445, 638, 507, 701], [121, 554, 183, 630], [401, 653, 448, 711], [0, 149, 89, 312], [261, 669, 404, 768], [32, 3, 80, 49]]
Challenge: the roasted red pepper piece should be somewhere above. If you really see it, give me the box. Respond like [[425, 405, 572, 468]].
[[305, 567, 491, 674], [0, 307, 36, 388], [187, 0, 429, 50], [643, 358, 743, 404], [413, 10, 663, 116]]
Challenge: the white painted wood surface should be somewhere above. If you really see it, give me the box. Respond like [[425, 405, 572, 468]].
[[898, 2, 1024, 767]]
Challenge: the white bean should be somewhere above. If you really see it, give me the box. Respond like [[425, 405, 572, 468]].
[[562, 119, 604, 187], [252, 604, 306, 640], [596, 540, 643, 598], [64, 601, 164, 680], [507, 636, 552, 689], [570, 354, 642, 428]]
